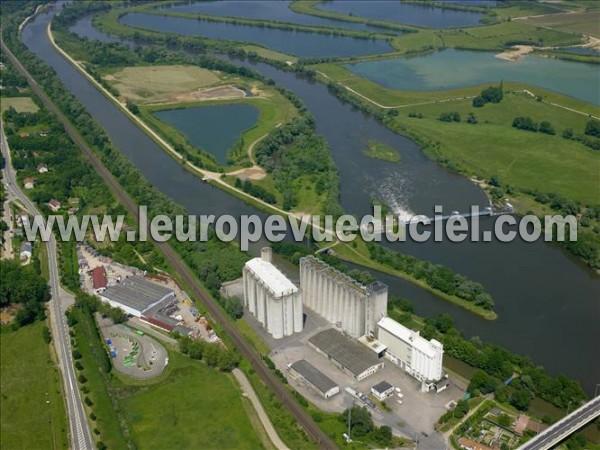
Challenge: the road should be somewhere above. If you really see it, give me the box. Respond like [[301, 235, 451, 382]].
[[2, 24, 337, 450], [0, 120, 94, 450], [517, 395, 600, 450]]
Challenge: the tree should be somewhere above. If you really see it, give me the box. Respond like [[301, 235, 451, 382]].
[[372, 425, 392, 446], [472, 96, 486, 108], [468, 370, 497, 395], [562, 128, 574, 139], [481, 85, 503, 104], [467, 112, 478, 124], [584, 119, 600, 137], [510, 388, 532, 411], [539, 121, 556, 135], [341, 406, 374, 437]]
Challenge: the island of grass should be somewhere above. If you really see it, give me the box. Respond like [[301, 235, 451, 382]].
[[1, 322, 69, 450], [364, 139, 401, 163]]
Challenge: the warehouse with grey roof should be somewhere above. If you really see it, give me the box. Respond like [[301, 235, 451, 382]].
[[290, 360, 340, 399], [100, 276, 175, 317], [308, 328, 384, 380]]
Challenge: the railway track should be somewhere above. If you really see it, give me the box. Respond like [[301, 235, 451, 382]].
[[1, 36, 337, 450]]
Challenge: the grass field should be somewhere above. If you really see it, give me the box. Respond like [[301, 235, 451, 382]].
[[1, 97, 39, 113], [521, 10, 600, 38], [119, 351, 264, 450], [387, 92, 600, 205], [70, 307, 266, 449], [104, 65, 222, 103], [0, 322, 68, 450]]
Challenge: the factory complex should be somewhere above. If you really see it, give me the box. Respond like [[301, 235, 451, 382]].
[[242, 248, 446, 393]]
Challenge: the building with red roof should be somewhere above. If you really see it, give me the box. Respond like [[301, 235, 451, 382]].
[[91, 266, 108, 291]]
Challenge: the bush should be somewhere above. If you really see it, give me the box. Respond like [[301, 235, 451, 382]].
[[585, 119, 600, 137], [42, 325, 52, 344], [539, 121, 556, 135], [78, 374, 87, 384], [513, 116, 538, 132], [472, 96, 486, 108], [439, 111, 461, 122], [75, 361, 84, 371], [84, 396, 93, 407], [467, 112, 478, 124], [72, 349, 82, 360]]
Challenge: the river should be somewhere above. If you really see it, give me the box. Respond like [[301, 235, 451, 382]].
[[21, 8, 599, 393]]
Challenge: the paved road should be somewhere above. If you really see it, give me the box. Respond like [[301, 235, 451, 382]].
[[518, 396, 600, 450], [0, 120, 94, 450], [3, 19, 336, 450]]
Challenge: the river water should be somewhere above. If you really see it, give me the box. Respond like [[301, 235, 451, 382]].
[[119, 12, 394, 58], [21, 8, 599, 393]]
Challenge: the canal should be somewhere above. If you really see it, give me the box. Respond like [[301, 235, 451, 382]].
[[22, 7, 599, 393]]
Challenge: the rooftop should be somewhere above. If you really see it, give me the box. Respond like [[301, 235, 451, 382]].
[[372, 380, 393, 394], [91, 266, 107, 289], [245, 257, 298, 298], [378, 317, 442, 358], [291, 359, 338, 394], [309, 328, 381, 377], [102, 276, 174, 313]]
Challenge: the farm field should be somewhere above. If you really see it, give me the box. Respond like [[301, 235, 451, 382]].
[[0, 322, 68, 450], [521, 10, 600, 38], [103, 64, 224, 103], [1, 96, 39, 113]]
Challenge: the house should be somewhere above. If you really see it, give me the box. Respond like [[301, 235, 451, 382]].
[[20, 241, 32, 261], [37, 163, 48, 173], [23, 177, 35, 189], [371, 381, 394, 401], [47, 199, 61, 212], [91, 266, 108, 291]]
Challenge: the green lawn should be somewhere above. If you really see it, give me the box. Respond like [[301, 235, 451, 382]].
[[119, 352, 264, 450], [389, 93, 600, 205], [1, 97, 39, 113], [0, 322, 68, 450]]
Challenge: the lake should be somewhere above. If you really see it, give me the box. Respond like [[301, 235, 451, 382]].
[[49, 12, 600, 394], [119, 13, 394, 58], [153, 103, 259, 165], [345, 48, 600, 105], [315, 0, 484, 29], [159, 0, 388, 33]]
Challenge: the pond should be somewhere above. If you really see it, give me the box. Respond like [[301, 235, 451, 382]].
[[119, 13, 394, 58], [158, 0, 389, 33], [315, 0, 484, 29], [345, 48, 600, 105], [153, 103, 259, 165]]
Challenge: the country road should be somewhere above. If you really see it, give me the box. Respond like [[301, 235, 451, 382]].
[[0, 120, 94, 450], [2, 21, 337, 450]]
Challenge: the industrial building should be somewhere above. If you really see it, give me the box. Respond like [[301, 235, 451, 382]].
[[243, 247, 303, 339], [289, 360, 340, 399], [100, 276, 175, 317], [308, 328, 384, 381], [371, 381, 394, 401], [377, 317, 444, 391], [300, 256, 388, 339]]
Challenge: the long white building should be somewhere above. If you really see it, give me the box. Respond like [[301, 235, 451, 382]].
[[243, 248, 303, 339], [300, 255, 387, 339], [377, 317, 444, 391]]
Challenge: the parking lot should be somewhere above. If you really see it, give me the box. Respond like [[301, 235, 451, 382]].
[[97, 315, 168, 379], [252, 308, 464, 447]]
